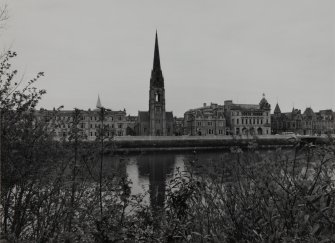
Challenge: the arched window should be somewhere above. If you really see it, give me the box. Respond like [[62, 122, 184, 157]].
[[155, 93, 161, 102]]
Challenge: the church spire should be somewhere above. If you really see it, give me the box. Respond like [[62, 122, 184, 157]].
[[150, 31, 164, 88], [153, 30, 161, 71]]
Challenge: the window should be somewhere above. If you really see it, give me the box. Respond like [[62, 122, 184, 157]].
[[118, 116, 122, 121], [155, 93, 160, 102], [208, 122, 212, 126], [236, 127, 240, 135], [237, 119, 239, 125], [118, 123, 122, 128], [90, 124, 92, 128], [197, 121, 201, 126]]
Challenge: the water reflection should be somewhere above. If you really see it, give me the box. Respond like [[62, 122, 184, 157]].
[[107, 150, 291, 209], [106, 151, 229, 209], [136, 153, 175, 208]]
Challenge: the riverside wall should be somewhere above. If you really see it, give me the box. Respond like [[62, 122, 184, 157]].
[[108, 135, 332, 153]]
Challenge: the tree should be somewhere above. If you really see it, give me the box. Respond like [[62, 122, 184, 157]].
[[0, 50, 51, 240]]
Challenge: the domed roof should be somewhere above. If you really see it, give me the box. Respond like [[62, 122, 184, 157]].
[[259, 93, 271, 110], [303, 107, 314, 117]]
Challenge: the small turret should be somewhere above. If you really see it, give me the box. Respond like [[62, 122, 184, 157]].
[[274, 103, 281, 114], [96, 95, 102, 108]]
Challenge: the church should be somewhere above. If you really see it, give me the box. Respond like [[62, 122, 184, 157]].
[[136, 32, 174, 136]]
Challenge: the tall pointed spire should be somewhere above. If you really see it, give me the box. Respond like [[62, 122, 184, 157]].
[[150, 31, 164, 88], [96, 94, 102, 108], [153, 30, 161, 70]]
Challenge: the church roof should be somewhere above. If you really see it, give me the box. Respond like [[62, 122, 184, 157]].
[[138, 111, 149, 122]]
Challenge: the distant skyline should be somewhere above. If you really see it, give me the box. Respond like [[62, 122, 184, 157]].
[[1, 0, 334, 117]]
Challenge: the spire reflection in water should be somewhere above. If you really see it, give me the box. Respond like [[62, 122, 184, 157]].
[[136, 153, 176, 209]]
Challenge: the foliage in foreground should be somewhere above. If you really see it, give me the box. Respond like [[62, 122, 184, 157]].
[[160, 144, 335, 242]]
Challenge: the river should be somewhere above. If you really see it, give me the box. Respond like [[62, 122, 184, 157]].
[[102, 149, 289, 208]]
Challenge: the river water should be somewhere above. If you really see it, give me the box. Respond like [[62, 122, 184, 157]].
[[102, 149, 284, 208]]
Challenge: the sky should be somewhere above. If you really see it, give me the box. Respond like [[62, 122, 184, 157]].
[[1, 0, 334, 117]]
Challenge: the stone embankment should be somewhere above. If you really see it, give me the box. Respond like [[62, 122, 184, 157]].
[[109, 135, 332, 153]]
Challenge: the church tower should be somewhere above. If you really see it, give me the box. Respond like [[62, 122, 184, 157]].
[[149, 31, 167, 136]]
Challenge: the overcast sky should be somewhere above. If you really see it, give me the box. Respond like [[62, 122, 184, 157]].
[[1, 0, 334, 116]]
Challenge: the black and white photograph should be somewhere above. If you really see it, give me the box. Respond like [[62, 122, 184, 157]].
[[0, 0, 334, 242]]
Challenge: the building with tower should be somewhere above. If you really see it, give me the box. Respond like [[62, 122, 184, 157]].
[[136, 32, 174, 136], [271, 103, 335, 135], [183, 95, 271, 136], [224, 94, 272, 135]]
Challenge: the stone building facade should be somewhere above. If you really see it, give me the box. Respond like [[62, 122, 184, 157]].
[[271, 104, 335, 135], [136, 32, 174, 136], [37, 104, 136, 141], [316, 110, 335, 134], [184, 103, 226, 136], [224, 95, 272, 135], [173, 117, 184, 136]]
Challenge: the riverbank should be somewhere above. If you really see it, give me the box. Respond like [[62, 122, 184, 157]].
[[108, 134, 332, 153]]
